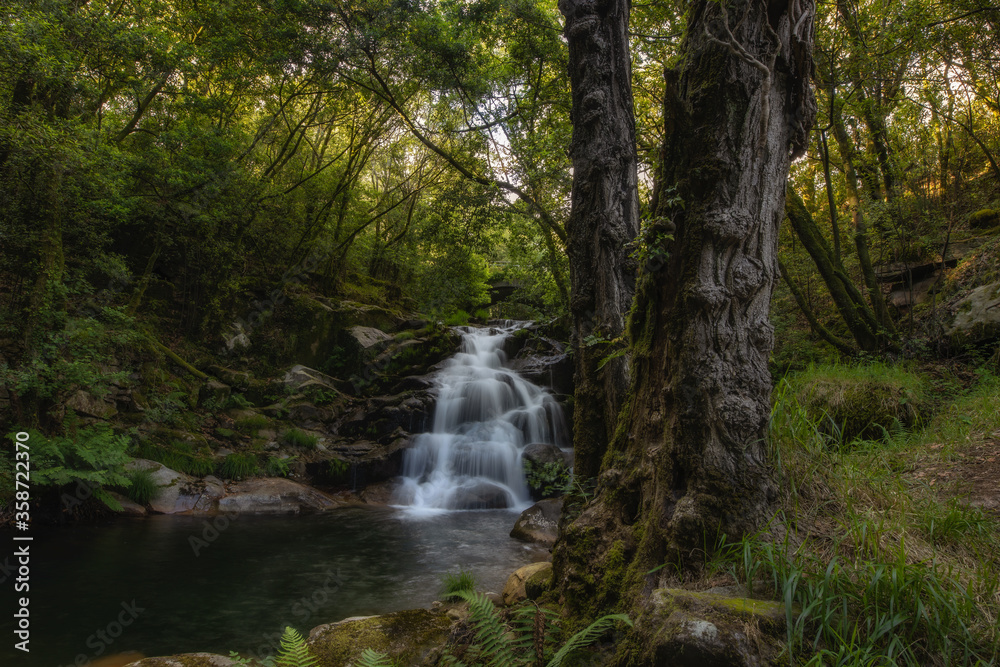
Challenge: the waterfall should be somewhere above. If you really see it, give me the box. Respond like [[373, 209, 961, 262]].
[[394, 322, 568, 513]]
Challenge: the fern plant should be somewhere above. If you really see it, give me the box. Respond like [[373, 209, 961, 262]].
[[445, 590, 631, 667], [352, 648, 397, 667], [274, 626, 317, 667]]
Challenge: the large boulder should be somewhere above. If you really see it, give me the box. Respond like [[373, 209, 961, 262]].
[[949, 282, 1000, 343], [510, 498, 563, 547], [629, 588, 787, 666], [218, 477, 344, 514], [197, 379, 231, 408], [502, 561, 552, 606], [307, 609, 452, 666]]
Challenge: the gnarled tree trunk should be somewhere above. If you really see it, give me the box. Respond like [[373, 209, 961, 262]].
[[553, 0, 817, 639], [559, 0, 640, 480]]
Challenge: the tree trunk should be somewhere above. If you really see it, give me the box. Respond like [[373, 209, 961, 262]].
[[553, 0, 816, 633], [559, 0, 640, 480]]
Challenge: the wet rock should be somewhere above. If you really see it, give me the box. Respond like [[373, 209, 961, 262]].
[[307, 608, 452, 666], [522, 443, 568, 467], [124, 653, 237, 667], [359, 479, 400, 505], [65, 389, 118, 419], [510, 498, 563, 547], [510, 353, 573, 395], [108, 491, 147, 516], [450, 481, 510, 509], [631, 588, 787, 666], [193, 476, 226, 513], [217, 477, 343, 514], [198, 379, 230, 408], [502, 562, 552, 605]]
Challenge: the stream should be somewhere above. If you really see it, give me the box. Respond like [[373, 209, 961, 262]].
[[2, 323, 566, 667]]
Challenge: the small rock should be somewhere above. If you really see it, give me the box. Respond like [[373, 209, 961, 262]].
[[522, 443, 568, 467], [108, 491, 147, 516], [510, 498, 563, 547], [502, 562, 552, 606]]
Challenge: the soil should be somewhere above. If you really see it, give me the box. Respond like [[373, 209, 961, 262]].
[[910, 436, 1000, 516]]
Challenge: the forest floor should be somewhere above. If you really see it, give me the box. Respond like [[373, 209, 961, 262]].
[[910, 435, 1000, 517]]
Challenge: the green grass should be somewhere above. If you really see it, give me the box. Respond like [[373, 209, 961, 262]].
[[235, 413, 270, 434], [738, 364, 1000, 665], [132, 441, 214, 477], [282, 428, 318, 449], [218, 452, 261, 479], [125, 468, 159, 505], [443, 309, 470, 326], [440, 568, 477, 601]]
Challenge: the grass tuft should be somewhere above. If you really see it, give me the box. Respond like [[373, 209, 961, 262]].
[[283, 428, 318, 449], [125, 468, 159, 505], [218, 452, 261, 480], [440, 568, 477, 601]]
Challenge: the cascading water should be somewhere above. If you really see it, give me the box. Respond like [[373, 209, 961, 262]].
[[394, 322, 568, 513]]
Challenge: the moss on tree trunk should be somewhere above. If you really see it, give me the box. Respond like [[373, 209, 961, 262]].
[[553, 0, 818, 645]]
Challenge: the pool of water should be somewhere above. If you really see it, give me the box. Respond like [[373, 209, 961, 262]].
[[2, 508, 541, 667]]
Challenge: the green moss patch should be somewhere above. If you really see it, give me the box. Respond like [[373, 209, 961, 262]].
[[307, 609, 452, 666]]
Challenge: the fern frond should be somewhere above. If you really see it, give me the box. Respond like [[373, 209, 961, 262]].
[[545, 614, 632, 667], [452, 590, 522, 667], [274, 626, 317, 667], [352, 648, 397, 667]]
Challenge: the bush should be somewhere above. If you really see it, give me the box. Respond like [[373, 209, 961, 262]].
[[218, 452, 260, 479], [443, 310, 470, 327], [125, 468, 159, 505], [283, 428, 318, 449]]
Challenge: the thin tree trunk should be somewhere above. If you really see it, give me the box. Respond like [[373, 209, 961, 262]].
[[559, 0, 640, 480], [553, 0, 817, 635]]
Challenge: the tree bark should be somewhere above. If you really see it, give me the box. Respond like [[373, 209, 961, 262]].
[[559, 0, 640, 480], [553, 0, 817, 633]]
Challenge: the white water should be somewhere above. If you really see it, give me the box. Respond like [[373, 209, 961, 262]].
[[394, 322, 568, 514]]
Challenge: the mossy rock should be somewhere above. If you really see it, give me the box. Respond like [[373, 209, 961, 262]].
[[625, 588, 788, 667], [124, 653, 236, 667], [307, 609, 452, 666], [794, 367, 927, 443], [969, 208, 1000, 230], [524, 563, 554, 599]]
